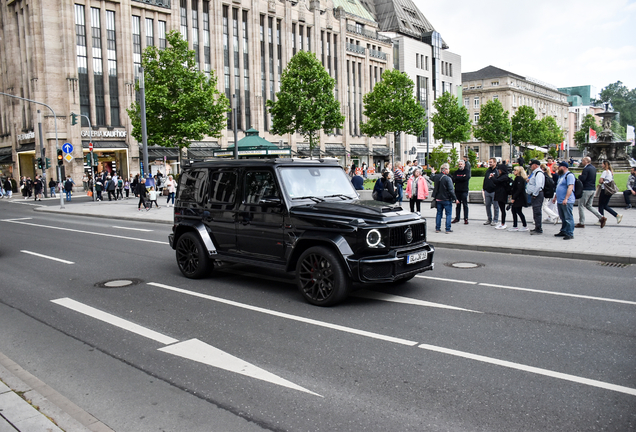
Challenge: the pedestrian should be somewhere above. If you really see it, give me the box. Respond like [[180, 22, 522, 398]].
[[540, 164, 559, 224], [405, 159, 419, 183], [124, 178, 131, 199], [116, 176, 124, 200], [517, 154, 525, 169], [493, 164, 511, 230], [576, 156, 605, 228], [372, 171, 397, 203], [598, 160, 623, 225], [553, 162, 576, 240], [462, 155, 471, 172], [20, 176, 28, 199], [362, 162, 367, 179], [87, 176, 94, 198], [148, 186, 160, 208], [48, 178, 57, 197], [393, 162, 404, 203], [452, 159, 470, 224], [351, 169, 364, 191], [405, 167, 429, 213], [64, 175, 74, 202], [622, 166, 636, 209], [82, 173, 88, 192], [26, 177, 33, 198], [349, 163, 356, 179], [33, 175, 43, 201], [105, 176, 116, 201], [137, 177, 148, 211], [526, 159, 545, 235], [482, 158, 499, 226], [431, 163, 458, 233], [131, 174, 139, 197], [165, 174, 177, 206], [508, 166, 529, 231], [3, 177, 13, 198], [95, 177, 103, 201]]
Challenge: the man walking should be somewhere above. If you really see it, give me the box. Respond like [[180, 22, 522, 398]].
[[576, 156, 605, 228], [482, 158, 499, 226], [431, 163, 459, 233], [623, 166, 636, 209], [526, 159, 545, 235], [452, 159, 470, 224], [553, 162, 575, 240]]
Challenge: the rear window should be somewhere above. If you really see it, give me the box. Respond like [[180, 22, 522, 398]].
[[178, 169, 209, 205]]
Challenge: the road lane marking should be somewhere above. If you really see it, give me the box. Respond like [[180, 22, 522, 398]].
[[20, 250, 74, 265], [112, 226, 153, 232], [1, 220, 167, 245], [147, 282, 419, 346], [51, 298, 179, 345], [0, 217, 33, 221], [415, 275, 478, 285], [418, 343, 636, 397], [159, 339, 321, 397], [353, 291, 482, 313], [51, 298, 320, 396], [478, 283, 636, 306]]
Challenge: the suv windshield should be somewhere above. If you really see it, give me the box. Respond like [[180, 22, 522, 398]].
[[279, 166, 357, 200]]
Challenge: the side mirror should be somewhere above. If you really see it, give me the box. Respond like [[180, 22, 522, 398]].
[[259, 196, 282, 207]]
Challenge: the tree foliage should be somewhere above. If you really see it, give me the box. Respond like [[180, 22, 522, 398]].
[[511, 106, 538, 148], [267, 51, 343, 154], [467, 148, 478, 168], [361, 69, 426, 146], [535, 116, 565, 148], [431, 91, 471, 144], [573, 114, 600, 150], [127, 31, 229, 150], [596, 81, 636, 129], [472, 99, 511, 145], [428, 144, 449, 170]]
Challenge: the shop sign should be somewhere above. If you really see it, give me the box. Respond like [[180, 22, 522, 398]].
[[81, 130, 127, 138], [238, 150, 268, 156], [268, 149, 291, 155], [17, 131, 35, 141]]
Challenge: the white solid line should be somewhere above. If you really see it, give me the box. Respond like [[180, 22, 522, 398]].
[[20, 250, 74, 265], [418, 343, 636, 397], [479, 283, 636, 306], [159, 339, 322, 397], [353, 290, 482, 313], [51, 298, 179, 345], [112, 226, 153, 232], [415, 275, 478, 285], [147, 283, 419, 346], [2, 220, 167, 245], [0, 217, 33, 221]]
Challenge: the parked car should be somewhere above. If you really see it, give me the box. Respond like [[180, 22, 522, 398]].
[[169, 158, 435, 306]]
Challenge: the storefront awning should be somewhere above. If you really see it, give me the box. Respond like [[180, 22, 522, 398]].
[[349, 145, 369, 156], [144, 146, 180, 161], [296, 144, 322, 157], [325, 144, 346, 156], [373, 146, 390, 156], [0, 147, 12, 163], [17, 143, 35, 153]]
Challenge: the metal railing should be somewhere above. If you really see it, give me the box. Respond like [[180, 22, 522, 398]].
[[369, 49, 386, 61], [131, 0, 171, 8], [346, 25, 392, 44], [346, 43, 366, 55]]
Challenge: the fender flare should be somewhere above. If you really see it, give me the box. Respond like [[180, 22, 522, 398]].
[[286, 231, 354, 274], [174, 221, 217, 256]]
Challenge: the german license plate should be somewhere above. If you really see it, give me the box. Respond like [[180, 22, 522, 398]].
[[406, 251, 427, 264]]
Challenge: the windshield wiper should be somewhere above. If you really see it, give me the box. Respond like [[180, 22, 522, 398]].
[[291, 195, 325, 202], [323, 194, 355, 200]]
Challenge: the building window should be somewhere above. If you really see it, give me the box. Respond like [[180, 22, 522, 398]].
[[158, 20, 166, 49], [492, 81, 499, 86], [425, 56, 428, 71], [326, 32, 331, 76], [180, 0, 188, 40], [277, 19, 281, 93], [260, 15, 267, 131], [493, 95, 498, 101], [352, 61, 357, 135], [132, 16, 141, 79], [306, 26, 311, 52], [146, 18, 154, 47], [268, 16, 274, 129], [232, 8, 241, 130], [417, 76, 428, 143], [192, 0, 199, 68], [299, 24, 303, 51], [490, 145, 502, 158], [242, 10, 250, 129], [223, 6, 230, 128], [416, 54, 419, 69], [449, 63, 452, 77], [292, 23, 296, 56], [75, 5, 90, 127], [202, 3, 210, 75], [474, 97, 480, 108], [91, 8, 105, 126], [463, 97, 469, 108], [106, 11, 120, 126], [474, 112, 480, 123]]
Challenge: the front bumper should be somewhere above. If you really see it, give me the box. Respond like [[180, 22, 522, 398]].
[[346, 243, 435, 283]]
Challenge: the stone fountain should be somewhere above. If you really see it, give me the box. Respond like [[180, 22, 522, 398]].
[[584, 103, 633, 169]]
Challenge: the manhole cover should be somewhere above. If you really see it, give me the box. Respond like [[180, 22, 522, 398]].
[[95, 279, 143, 288], [445, 262, 484, 269]]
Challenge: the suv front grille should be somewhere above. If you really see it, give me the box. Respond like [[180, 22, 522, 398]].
[[388, 223, 426, 247]]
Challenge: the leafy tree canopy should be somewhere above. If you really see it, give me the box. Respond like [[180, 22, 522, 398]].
[[428, 144, 449, 170], [127, 31, 229, 150], [431, 91, 471, 144], [534, 116, 564, 148], [467, 148, 478, 168], [511, 106, 538, 147], [361, 69, 426, 143], [267, 50, 344, 152], [472, 99, 511, 145], [596, 81, 636, 129], [573, 114, 600, 150]]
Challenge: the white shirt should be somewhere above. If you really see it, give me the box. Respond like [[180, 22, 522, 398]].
[[600, 170, 613, 189]]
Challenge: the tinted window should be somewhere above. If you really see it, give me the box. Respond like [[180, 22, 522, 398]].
[[243, 171, 279, 204], [178, 169, 209, 204], [210, 170, 237, 203]]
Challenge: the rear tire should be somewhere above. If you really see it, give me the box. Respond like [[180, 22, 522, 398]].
[[176, 231, 212, 279], [296, 246, 351, 306]]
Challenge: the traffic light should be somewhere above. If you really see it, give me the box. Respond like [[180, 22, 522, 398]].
[[57, 149, 63, 166], [37, 158, 43, 169], [45, 158, 51, 169], [70, 112, 78, 126]]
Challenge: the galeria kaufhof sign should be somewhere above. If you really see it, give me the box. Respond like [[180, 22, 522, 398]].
[[81, 130, 127, 138]]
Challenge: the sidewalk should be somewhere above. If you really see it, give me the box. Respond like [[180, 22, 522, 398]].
[[29, 193, 636, 264]]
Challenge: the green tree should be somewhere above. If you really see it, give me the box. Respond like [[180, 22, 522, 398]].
[[127, 31, 229, 154], [431, 91, 471, 144], [472, 99, 511, 145], [448, 147, 459, 169], [534, 116, 564, 148], [467, 148, 478, 168], [267, 51, 344, 157], [573, 114, 600, 151], [511, 106, 539, 150], [428, 144, 449, 170], [596, 81, 636, 129], [361, 69, 426, 159]]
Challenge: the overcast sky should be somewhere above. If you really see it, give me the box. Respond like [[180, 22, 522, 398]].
[[412, 0, 636, 95]]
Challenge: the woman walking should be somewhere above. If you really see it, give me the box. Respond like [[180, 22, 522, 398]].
[[598, 160, 623, 225], [405, 168, 429, 213], [508, 166, 529, 231], [493, 164, 511, 230], [165, 174, 177, 207]]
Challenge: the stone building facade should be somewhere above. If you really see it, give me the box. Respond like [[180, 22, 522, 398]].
[[460, 65, 569, 163], [0, 0, 399, 182]]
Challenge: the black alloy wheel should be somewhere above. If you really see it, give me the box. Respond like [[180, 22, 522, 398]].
[[296, 246, 351, 306], [176, 232, 212, 279]]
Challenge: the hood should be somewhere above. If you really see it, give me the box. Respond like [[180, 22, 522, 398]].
[[290, 200, 418, 223]]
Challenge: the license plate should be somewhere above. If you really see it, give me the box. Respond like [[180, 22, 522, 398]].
[[406, 251, 427, 264]]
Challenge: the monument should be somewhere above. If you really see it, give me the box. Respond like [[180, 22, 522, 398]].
[[584, 103, 633, 169]]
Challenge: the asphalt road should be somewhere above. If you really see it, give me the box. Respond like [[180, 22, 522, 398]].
[[1, 200, 635, 431]]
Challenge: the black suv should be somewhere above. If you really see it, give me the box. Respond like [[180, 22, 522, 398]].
[[169, 158, 434, 305]]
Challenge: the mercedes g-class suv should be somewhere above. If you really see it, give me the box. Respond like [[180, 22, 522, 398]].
[[169, 158, 434, 306]]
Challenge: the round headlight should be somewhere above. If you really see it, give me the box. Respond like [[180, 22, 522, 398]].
[[366, 229, 382, 247]]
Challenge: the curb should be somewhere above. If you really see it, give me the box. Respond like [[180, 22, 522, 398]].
[[33, 206, 173, 225], [0, 352, 115, 432]]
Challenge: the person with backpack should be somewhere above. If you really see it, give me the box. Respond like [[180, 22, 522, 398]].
[[64, 175, 74, 202], [508, 166, 529, 232], [116, 177, 124, 200], [552, 162, 576, 240], [576, 156, 605, 228], [526, 159, 545, 235], [540, 164, 559, 224], [492, 164, 511, 230], [95, 177, 103, 201]]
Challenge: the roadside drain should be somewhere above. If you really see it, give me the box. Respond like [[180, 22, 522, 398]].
[[445, 262, 484, 269], [95, 279, 143, 288]]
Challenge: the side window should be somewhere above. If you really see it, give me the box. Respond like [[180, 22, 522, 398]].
[[243, 171, 279, 205], [210, 170, 237, 203], [178, 169, 209, 205]]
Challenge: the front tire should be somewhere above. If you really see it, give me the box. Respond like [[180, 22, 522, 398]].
[[176, 232, 212, 279], [296, 246, 351, 306]]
